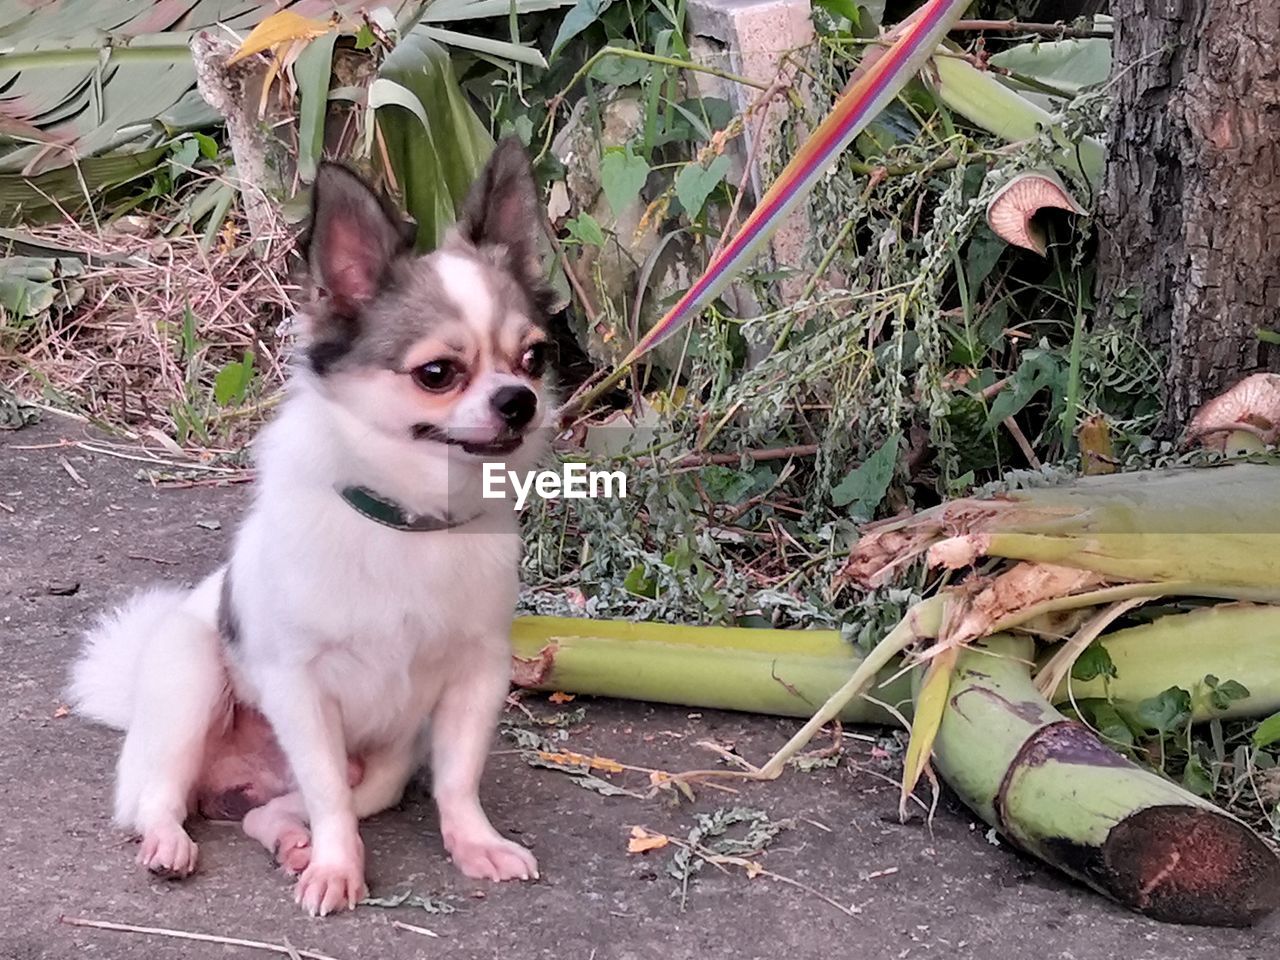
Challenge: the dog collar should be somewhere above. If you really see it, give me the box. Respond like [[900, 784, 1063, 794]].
[[338, 485, 477, 532]]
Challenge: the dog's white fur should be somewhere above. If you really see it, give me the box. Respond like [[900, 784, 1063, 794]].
[[71, 147, 551, 916]]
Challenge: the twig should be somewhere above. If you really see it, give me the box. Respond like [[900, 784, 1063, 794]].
[[126, 553, 178, 565], [635, 443, 819, 470], [57, 455, 89, 488], [540, 214, 601, 326], [391, 919, 441, 939], [712, 82, 789, 260], [949, 18, 1112, 39], [59, 917, 344, 960], [1001, 416, 1041, 469]]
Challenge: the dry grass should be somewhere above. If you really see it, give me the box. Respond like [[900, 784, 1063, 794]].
[[2, 206, 300, 449]]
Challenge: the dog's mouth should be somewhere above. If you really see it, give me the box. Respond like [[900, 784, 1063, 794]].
[[412, 424, 524, 457]]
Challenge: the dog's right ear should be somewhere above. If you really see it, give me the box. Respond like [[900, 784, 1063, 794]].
[[304, 163, 415, 311]]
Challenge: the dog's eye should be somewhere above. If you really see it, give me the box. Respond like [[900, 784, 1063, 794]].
[[412, 359, 463, 392], [520, 343, 550, 378]]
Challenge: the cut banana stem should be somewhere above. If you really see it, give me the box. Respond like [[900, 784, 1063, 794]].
[[1048, 602, 1280, 720], [932, 634, 1280, 927], [510, 615, 914, 725]]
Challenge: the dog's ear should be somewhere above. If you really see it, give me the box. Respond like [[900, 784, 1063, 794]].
[[455, 138, 543, 291], [304, 163, 415, 310]]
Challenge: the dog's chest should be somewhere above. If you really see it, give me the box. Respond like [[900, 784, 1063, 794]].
[[305, 528, 519, 744]]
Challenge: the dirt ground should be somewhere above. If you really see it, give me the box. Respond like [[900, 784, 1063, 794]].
[[2, 417, 1276, 960]]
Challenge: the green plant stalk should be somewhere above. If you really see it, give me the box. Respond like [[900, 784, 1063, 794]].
[[928, 53, 1104, 188], [513, 600, 1280, 725], [1051, 603, 1280, 720], [854, 464, 1280, 599], [510, 616, 913, 725], [983, 532, 1280, 597], [932, 634, 1280, 927]]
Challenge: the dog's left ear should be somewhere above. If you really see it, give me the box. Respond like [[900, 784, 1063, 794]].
[[455, 138, 543, 291]]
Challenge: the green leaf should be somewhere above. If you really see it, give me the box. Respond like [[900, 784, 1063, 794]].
[[375, 30, 494, 251], [565, 212, 605, 247], [1134, 686, 1192, 736], [1253, 711, 1280, 748], [368, 78, 431, 130], [167, 138, 199, 183], [656, 98, 735, 147], [192, 132, 219, 160], [831, 433, 900, 519], [1206, 676, 1250, 711], [964, 226, 1006, 294], [814, 0, 860, 21], [1182, 755, 1213, 798], [551, 0, 614, 58], [213, 352, 255, 407], [986, 349, 1066, 428], [1085, 701, 1135, 750], [293, 31, 339, 183], [419, 25, 548, 68], [354, 23, 377, 50], [674, 154, 731, 219], [0, 277, 54, 317], [599, 146, 650, 218], [623, 564, 657, 598], [699, 465, 757, 504], [180, 306, 199, 365], [1071, 643, 1117, 683], [589, 41, 649, 85], [989, 38, 1111, 98]]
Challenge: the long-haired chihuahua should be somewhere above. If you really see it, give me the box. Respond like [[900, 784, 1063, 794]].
[[70, 138, 552, 916]]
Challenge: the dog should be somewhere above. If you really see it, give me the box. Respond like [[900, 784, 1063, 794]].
[[69, 138, 554, 916]]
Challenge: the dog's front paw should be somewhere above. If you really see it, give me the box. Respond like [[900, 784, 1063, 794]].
[[137, 824, 199, 878], [447, 830, 539, 882], [294, 859, 366, 916]]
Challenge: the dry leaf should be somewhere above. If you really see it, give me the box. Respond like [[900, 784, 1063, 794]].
[[53, 704, 70, 718], [986, 169, 1085, 255], [548, 691, 576, 705], [537, 750, 624, 774], [228, 11, 334, 65], [745, 860, 765, 879], [627, 826, 670, 854]]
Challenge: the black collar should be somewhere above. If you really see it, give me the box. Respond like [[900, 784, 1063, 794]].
[[338, 485, 478, 532]]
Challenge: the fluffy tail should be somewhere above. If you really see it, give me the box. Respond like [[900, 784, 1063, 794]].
[[69, 578, 219, 730]]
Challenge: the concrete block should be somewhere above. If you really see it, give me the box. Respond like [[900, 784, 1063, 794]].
[[686, 0, 816, 308]]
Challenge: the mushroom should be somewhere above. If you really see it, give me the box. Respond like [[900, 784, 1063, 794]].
[[986, 170, 1086, 256], [1184, 373, 1280, 452]]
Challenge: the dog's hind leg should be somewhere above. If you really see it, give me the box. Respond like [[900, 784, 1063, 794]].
[[244, 792, 312, 874], [115, 605, 226, 878]]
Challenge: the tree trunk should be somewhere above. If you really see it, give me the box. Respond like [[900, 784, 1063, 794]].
[[1097, 2, 1280, 431]]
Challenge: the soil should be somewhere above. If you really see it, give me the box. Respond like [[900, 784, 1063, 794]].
[[2, 418, 1276, 959]]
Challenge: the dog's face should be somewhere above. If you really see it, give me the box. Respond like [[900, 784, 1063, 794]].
[[300, 139, 555, 461]]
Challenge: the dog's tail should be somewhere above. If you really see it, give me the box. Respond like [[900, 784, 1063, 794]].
[[69, 573, 223, 731]]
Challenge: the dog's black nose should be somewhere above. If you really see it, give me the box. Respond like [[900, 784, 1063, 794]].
[[492, 385, 537, 430]]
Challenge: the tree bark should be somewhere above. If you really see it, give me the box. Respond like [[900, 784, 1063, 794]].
[[1097, 1, 1280, 431]]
